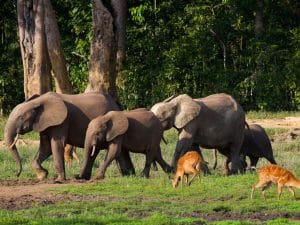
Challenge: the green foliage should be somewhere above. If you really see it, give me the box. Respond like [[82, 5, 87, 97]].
[[119, 0, 300, 110], [0, 0, 299, 113], [0, 1, 24, 113]]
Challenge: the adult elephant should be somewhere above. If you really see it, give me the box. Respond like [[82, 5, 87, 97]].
[[4, 92, 134, 183], [151, 93, 246, 174], [78, 108, 172, 180]]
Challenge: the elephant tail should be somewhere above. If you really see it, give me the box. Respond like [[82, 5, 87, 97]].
[[245, 121, 250, 129], [162, 136, 168, 145]]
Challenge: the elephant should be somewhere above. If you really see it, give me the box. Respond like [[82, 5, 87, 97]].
[[78, 108, 172, 180], [3, 91, 134, 183], [215, 123, 277, 173], [150, 93, 246, 174]]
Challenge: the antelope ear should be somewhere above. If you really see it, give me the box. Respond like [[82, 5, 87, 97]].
[[174, 94, 200, 129], [32, 92, 68, 132], [106, 111, 129, 142]]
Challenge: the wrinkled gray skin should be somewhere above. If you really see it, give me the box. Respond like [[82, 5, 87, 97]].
[[78, 108, 172, 180], [151, 93, 246, 174], [216, 124, 277, 172], [4, 92, 134, 183]]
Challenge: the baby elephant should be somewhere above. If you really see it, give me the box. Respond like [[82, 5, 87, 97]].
[[78, 108, 172, 180], [172, 151, 206, 188], [216, 124, 276, 173], [240, 123, 276, 169]]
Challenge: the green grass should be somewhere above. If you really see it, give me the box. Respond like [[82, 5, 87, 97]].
[[0, 113, 300, 224]]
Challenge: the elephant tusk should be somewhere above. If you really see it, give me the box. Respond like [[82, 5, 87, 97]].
[[9, 133, 19, 149], [91, 145, 96, 157]]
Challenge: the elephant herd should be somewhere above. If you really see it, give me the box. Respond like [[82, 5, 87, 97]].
[[3, 91, 276, 183]]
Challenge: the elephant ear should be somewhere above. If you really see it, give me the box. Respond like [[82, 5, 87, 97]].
[[174, 94, 201, 129], [106, 111, 129, 142], [32, 92, 68, 132]]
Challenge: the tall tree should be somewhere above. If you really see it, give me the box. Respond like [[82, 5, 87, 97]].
[[85, 0, 127, 99], [85, 0, 117, 96], [44, 0, 73, 94], [17, 0, 52, 99]]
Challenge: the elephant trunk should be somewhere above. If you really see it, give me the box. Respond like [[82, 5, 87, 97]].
[[4, 120, 22, 176], [78, 135, 97, 180]]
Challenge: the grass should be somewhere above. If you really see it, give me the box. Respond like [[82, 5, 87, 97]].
[[0, 113, 299, 224]]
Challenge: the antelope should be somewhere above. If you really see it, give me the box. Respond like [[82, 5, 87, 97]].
[[251, 164, 300, 199], [64, 144, 80, 167], [172, 151, 206, 188]]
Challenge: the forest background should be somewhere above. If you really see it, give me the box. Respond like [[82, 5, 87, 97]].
[[0, 0, 299, 114]]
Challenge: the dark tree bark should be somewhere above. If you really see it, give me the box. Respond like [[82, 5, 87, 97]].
[[111, 0, 127, 64], [85, 0, 117, 97], [17, 0, 51, 99], [254, 0, 264, 35], [44, 0, 73, 94]]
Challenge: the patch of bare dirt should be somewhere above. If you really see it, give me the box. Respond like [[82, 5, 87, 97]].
[[247, 117, 300, 143], [0, 179, 118, 211], [247, 117, 300, 129], [190, 211, 300, 222]]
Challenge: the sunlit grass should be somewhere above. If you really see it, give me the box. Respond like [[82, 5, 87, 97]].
[[0, 113, 299, 224]]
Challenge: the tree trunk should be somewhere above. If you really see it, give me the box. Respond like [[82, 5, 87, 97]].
[[85, 0, 117, 98], [44, 0, 73, 94], [17, 0, 51, 99], [254, 0, 264, 36]]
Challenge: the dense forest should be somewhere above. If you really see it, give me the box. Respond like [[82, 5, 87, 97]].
[[0, 0, 299, 114]]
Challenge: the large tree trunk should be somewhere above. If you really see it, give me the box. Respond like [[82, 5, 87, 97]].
[[85, 0, 117, 98], [17, 0, 51, 99], [254, 0, 264, 36], [44, 0, 73, 94]]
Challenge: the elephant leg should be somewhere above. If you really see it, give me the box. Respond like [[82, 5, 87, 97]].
[[222, 158, 231, 176], [31, 134, 52, 181], [142, 151, 155, 178], [152, 161, 158, 171], [154, 147, 172, 174], [172, 132, 193, 169], [190, 143, 210, 175], [266, 156, 277, 165], [115, 150, 135, 176], [249, 157, 259, 170], [229, 145, 244, 174], [94, 139, 122, 180], [78, 147, 100, 180], [51, 137, 66, 183]]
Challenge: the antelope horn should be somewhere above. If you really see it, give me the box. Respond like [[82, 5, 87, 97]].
[[9, 133, 19, 149]]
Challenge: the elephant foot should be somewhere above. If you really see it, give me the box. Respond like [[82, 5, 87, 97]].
[[165, 166, 173, 174], [201, 164, 211, 175], [54, 177, 65, 184], [54, 174, 66, 184], [75, 174, 91, 180], [36, 169, 48, 181], [93, 174, 105, 180], [141, 171, 150, 178]]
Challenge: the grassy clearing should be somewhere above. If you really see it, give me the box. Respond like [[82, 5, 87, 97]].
[[0, 113, 299, 224]]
